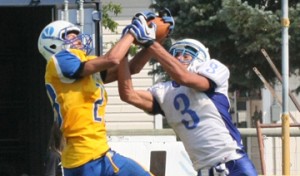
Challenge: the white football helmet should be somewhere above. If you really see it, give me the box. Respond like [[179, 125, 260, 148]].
[[169, 38, 210, 64], [38, 20, 93, 61]]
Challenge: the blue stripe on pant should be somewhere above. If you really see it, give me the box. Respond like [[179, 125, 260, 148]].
[[198, 155, 258, 176]]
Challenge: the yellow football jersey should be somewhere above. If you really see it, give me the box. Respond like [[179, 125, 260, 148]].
[[45, 49, 110, 168]]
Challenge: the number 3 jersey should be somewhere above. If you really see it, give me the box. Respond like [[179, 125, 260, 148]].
[[45, 49, 110, 168], [148, 59, 244, 171]]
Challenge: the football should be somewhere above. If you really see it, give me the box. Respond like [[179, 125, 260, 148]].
[[148, 16, 171, 43], [133, 16, 171, 45]]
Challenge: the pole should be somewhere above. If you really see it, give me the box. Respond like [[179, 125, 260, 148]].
[[252, 67, 298, 124], [84, 0, 102, 56], [256, 121, 266, 175], [64, 0, 69, 21], [94, 0, 103, 56], [281, 0, 290, 174], [78, 0, 84, 32], [99, 0, 103, 56], [261, 49, 300, 115]]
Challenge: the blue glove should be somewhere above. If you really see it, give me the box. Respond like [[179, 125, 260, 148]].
[[158, 8, 175, 36], [129, 16, 156, 47], [133, 11, 156, 21], [121, 24, 132, 37], [122, 11, 156, 39]]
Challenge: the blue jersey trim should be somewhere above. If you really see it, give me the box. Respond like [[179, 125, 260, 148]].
[[45, 84, 62, 127], [55, 50, 81, 79], [206, 92, 245, 151]]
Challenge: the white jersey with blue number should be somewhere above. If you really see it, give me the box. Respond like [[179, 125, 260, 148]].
[[148, 59, 243, 171]]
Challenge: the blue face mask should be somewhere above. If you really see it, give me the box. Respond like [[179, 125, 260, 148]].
[[60, 27, 93, 55], [63, 34, 93, 55], [170, 46, 199, 64]]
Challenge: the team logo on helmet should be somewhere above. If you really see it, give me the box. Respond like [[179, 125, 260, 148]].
[[42, 27, 55, 39]]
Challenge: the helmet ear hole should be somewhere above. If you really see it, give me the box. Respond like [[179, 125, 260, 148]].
[[50, 44, 56, 49]]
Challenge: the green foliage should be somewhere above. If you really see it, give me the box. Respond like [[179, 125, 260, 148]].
[[102, 2, 122, 32], [128, 45, 139, 56], [152, 0, 300, 94], [101, 2, 143, 57]]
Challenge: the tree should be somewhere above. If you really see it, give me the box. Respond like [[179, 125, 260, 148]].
[[151, 0, 300, 95], [101, 2, 122, 32]]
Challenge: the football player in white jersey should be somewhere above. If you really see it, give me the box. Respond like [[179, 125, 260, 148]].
[[118, 33, 258, 175]]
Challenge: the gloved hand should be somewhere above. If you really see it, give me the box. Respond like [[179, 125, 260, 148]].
[[122, 9, 174, 46], [133, 11, 156, 21], [122, 11, 156, 36], [214, 163, 229, 176], [122, 24, 132, 37], [129, 15, 156, 47]]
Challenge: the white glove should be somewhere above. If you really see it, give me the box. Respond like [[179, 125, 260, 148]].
[[214, 163, 229, 176]]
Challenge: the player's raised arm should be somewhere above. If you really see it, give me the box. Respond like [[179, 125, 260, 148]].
[[148, 40, 211, 91], [118, 56, 154, 113]]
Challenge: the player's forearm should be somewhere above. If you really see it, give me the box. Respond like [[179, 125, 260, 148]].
[[104, 47, 152, 83], [80, 58, 117, 77], [148, 42, 189, 83], [118, 56, 154, 112], [80, 34, 135, 77], [118, 57, 135, 101], [104, 33, 135, 63]]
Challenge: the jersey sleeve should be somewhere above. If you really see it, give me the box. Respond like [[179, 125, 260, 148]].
[[54, 50, 82, 79], [147, 82, 172, 116], [191, 59, 230, 86]]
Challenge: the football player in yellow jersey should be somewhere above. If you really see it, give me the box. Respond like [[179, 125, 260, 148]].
[[37, 10, 173, 176]]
